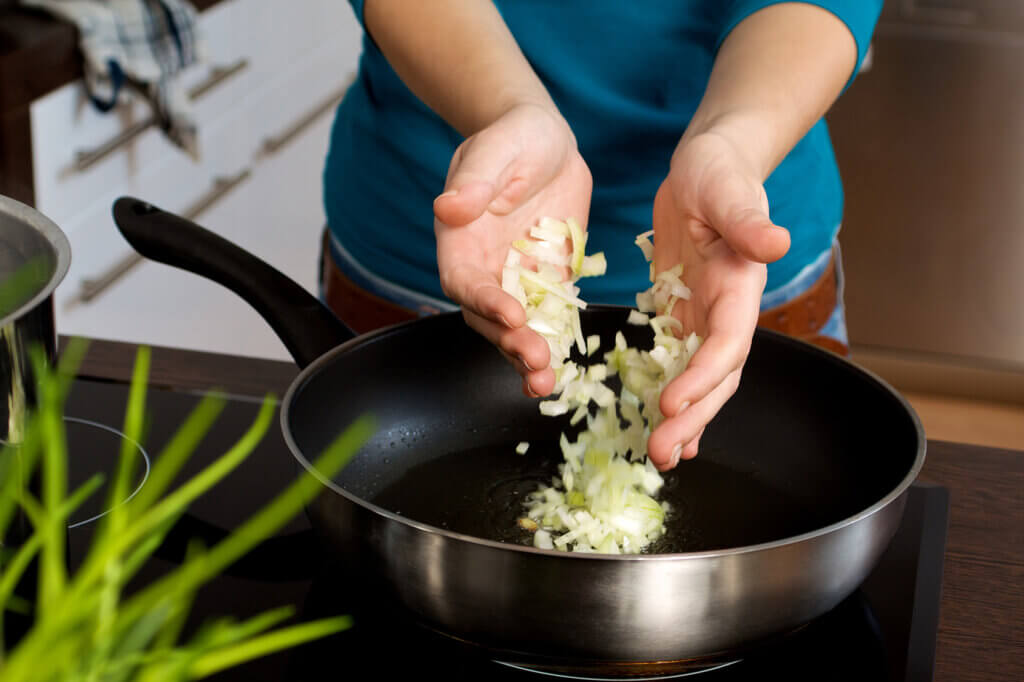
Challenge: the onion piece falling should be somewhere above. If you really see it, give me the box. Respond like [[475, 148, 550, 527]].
[[502, 218, 701, 554]]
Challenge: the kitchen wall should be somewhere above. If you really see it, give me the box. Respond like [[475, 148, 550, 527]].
[[827, 0, 1024, 404]]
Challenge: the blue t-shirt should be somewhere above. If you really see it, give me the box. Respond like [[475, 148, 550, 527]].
[[324, 1, 881, 306]]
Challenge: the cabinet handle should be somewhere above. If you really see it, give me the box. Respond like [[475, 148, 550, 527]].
[[67, 168, 252, 307], [258, 81, 351, 157], [185, 59, 250, 100], [71, 59, 250, 174]]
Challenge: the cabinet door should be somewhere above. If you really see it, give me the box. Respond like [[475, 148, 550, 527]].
[[56, 102, 337, 362], [52, 1, 363, 360]]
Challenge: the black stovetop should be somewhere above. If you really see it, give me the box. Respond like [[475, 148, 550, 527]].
[[64, 378, 949, 681]]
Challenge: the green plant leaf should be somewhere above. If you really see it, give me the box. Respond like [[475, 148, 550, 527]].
[[74, 395, 277, 607], [190, 615, 353, 679], [115, 412, 374, 639], [128, 393, 226, 515], [0, 472, 103, 612], [0, 257, 49, 319], [0, 342, 377, 682], [191, 606, 294, 650]]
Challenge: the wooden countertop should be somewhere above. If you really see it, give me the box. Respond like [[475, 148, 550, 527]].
[[66, 336, 1024, 681]]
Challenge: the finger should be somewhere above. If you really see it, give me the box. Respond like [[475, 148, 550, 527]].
[[720, 208, 790, 264], [463, 309, 554, 396], [433, 131, 532, 227], [659, 291, 755, 419], [681, 426, 705, 461], [440, 264, 527, 329], [434, 180, 500, 227], [648, 371, 741, 469], [701, 176, 790, 264], [499, 350, 556, 398], [522, 369, 555, 398]]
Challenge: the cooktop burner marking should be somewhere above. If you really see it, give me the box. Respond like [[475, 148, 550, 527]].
[[64, 416, 151, 529], [492, 658, 741, 680]]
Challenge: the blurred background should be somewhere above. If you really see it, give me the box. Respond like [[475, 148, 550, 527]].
[[827, 0, 1024, 449], [1, 0, 1021, 448]]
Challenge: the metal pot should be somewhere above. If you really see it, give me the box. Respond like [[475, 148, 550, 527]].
[[0, 195, 71, 445]]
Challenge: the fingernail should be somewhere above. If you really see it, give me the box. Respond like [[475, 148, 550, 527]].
[[675, 400, 690, 417], [434, 189, 457, 203], [525, 383, 539, 398], [670, 443, 683, 466], [521, 356, 538, 372], [497, 314, 514, 329]]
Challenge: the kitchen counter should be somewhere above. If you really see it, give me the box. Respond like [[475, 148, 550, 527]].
[[65, 336, 1024, 681]]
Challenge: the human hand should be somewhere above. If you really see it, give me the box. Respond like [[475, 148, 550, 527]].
[[646, 131, 791, 470], [434, 103, 592, 398]]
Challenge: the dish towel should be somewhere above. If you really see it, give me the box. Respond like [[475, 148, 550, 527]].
[[22, 0, 204, 159]]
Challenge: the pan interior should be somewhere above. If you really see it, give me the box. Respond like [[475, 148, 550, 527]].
[[0, 220, 59, 319], [287, 309, 921, 552]]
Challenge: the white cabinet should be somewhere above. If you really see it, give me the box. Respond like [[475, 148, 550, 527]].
[[59, 110, 336, 361], [31, 0, 363, 361]]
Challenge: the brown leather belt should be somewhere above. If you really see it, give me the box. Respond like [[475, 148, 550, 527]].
[[321, 233, 419, 335], [322, 233, 848, 355], [757, 252, 848, 356]]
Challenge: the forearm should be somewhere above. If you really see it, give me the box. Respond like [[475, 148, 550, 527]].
[[683, 2, 858, 180], [364, 0, 557, 136]]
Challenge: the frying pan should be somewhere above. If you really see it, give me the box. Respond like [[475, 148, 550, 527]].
[[112, 197, 925, 674]]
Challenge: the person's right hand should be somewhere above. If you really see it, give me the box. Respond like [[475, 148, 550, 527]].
[[434, 103, 592, 398]]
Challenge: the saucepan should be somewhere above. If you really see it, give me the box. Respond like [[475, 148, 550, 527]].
[[0, 195, 70, 446], [111, 197, 924, 675]]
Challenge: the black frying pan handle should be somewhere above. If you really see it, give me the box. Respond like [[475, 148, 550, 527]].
[[112, 197, 356, 369]]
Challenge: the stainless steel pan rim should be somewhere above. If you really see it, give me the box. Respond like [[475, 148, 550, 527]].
[[0, 195, 72, 327], [281, 317, 926, 561]]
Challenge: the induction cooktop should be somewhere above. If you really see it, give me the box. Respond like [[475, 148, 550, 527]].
[[61, 378, 948, 681]]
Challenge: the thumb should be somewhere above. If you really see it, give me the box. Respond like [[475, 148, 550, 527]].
[[433, 131, 520, 228], [703, 177, 790, 264]]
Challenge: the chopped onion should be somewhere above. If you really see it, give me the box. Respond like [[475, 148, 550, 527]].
[[503, 218, 701, 554], [627, 310, 649, 326], [567, 217, 587, 276], [516, 441, 530, 455], [579, 253, 607, 278], [539, 400, 569, 416]]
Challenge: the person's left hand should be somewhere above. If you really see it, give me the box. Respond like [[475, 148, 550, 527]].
[[646, 131, 791, 470]]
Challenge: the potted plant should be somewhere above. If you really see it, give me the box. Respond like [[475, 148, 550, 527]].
[[0, 339, 373, 680]]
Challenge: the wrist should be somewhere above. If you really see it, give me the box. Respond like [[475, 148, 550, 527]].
[[678, 111, 777, 182], [463, 80, 562, 136], [496, 100, 578, 153]]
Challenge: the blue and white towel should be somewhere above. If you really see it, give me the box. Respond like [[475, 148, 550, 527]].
[[23, 0, 204, 158]]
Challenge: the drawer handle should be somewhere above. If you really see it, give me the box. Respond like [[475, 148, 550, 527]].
[[185, 59, 250, 100], [258, 80, 351, 157], [71, 58, 250, 174], [68, 168, 252, 307]]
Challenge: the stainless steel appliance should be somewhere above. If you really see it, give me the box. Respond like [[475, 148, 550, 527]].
[[0, 195, 70, 444]]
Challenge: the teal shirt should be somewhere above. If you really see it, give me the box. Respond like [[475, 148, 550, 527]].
[[324, 1, 881, 306]]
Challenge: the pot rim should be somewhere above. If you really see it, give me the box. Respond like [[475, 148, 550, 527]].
[[0, 195, 72, 327]]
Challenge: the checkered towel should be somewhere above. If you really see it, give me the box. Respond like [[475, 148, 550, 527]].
[[23, 0, 204, 159]]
